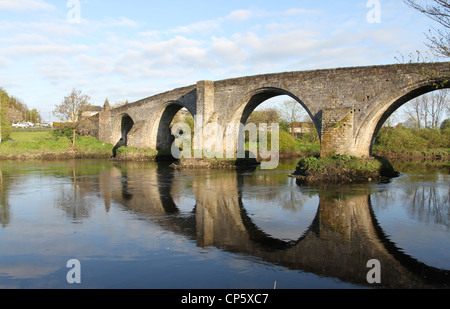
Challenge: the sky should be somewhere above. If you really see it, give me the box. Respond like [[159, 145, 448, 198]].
[[0, 0, 441, 122]]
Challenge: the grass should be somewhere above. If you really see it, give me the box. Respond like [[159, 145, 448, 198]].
[[0, 130, 114, 160], [293, 154, 399, 184], [114, 146, 158, 161], [297, 155, 381, 173]]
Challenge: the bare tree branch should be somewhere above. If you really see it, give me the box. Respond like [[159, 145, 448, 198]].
[[53, 88, 91, 147], [404, 0, 450, 57]]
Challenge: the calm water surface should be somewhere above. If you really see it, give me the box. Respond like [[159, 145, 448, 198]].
[[0, 159, 448, 289]]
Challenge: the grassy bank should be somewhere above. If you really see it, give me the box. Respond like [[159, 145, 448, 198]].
[[114, 146, 158, 161], [171, 158, 242, 169], [373, 126, 450, 159], [0, 130, 114, 160], [292, 154, 399, 185]]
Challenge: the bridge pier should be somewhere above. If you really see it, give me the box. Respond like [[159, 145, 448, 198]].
[[194, 80, 223, 157], [320, 107, 365, 157]]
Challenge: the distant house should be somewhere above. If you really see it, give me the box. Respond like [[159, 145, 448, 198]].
[[80, 106, 103, 119], [289, 122, 314, 138]]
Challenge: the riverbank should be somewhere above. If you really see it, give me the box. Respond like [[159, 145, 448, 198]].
[[292, 155, 400, 185], [0, 131, 114, 160], [1, 131, 446, 179], [170, 154, 262, 169], [373, 151, 450, 161]]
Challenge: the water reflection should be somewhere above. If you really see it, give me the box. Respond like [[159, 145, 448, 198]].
[[0, 159, 449, 289], [55, 163, 94, 222], [97, 161, 450, 288]]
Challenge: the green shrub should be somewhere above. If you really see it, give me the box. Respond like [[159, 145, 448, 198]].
[[278, 130, 297, 153], [52, 127, 75, 140], [374, 127, 449, 154]]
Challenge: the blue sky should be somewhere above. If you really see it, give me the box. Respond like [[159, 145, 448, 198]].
[[0, 0, 438, 121]]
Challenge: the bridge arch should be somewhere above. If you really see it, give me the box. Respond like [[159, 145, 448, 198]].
[[227, 87, 320, 156], [232, 87, 316, 126], [153, 101, 196, 151], [120, 114, 135, 145], [112, 113, 135, 145], [356, 79, 450, 156], [111, 113, 135, 157]]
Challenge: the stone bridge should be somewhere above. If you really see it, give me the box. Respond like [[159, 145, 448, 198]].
[[96, 62, 450, 158]]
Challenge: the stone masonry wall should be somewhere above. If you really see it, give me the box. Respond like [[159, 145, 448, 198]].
[[320, 107, 354, 157]]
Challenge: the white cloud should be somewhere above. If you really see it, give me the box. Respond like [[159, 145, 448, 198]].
[[86, 16, 142, 30], [283, 8, 320, 16], [76, 54, 115, 75], [177, 46, 211, 67], [107, 16, 141, 28], [0, 55, 11, 67], [210, 36, 249, 64], [109, 35, 214, 82], [226, 7, 319, 22], [0, 20, 83, 39], [2, 43, 88, 57], [138, 30, 161, 39], [0, 0, 54, 11], [168, 19, 222, 35], [35, 57, 79, 84], [226, 9, 253, 21], [0, 263, 59, 279], [0, 33, 52, 45]]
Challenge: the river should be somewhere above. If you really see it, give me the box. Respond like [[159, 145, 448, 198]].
[[0, 158, 448, 289]]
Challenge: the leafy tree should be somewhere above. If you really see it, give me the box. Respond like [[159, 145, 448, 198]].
[[53, 88, 91, 147], [279, 120, 290, 133], [5, 96, 41, 124], [0, 89, 12, 141], [441, 118, 450, 131], [246, 108, 280, 125]]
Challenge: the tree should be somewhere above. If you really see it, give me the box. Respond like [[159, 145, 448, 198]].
[[441, 117, 450, 131], [405, 95, 427, 129], [0, 88, 12, 141], [403, 91, 449, 129], [53, 88, 91, 147], [54, 88, 90, 123], [277, 100, 307, 137], [404, 0, 450, 58], [6, 96, 41, 124], [428, 89, 448, 129], [25, 109, 41, 124], [246, 108, 280, 125], [7, 108, 22, 124]]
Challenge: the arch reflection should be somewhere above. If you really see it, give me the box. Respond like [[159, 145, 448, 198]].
[[102, 162, 449, 288]]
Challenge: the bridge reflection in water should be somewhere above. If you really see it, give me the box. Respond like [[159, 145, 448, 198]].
[[98, 162, 449, 289]]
